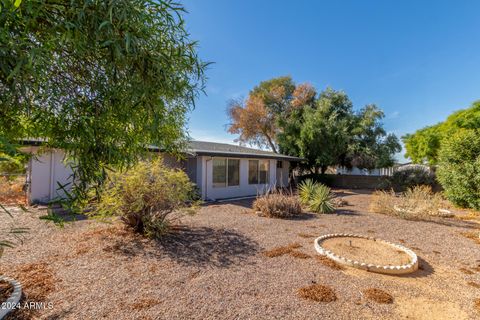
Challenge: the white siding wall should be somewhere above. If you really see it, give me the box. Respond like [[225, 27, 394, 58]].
[[28, 149, 74, 204], [202, 157, 285, 200]]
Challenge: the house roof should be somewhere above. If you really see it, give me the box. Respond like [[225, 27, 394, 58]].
[[186, 141, 304, 161], [20, 138, 304, 162]]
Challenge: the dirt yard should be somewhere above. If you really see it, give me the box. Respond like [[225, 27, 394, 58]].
[[1, 189, 480, 319]]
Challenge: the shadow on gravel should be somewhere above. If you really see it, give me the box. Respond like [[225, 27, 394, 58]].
[[158, 226, 260, 268], [396, 256, 434, 278]]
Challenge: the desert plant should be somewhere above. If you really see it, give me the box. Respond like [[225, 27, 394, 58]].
[[253, 191, 302, 218], [437, 129, 480, 210], [370, 186, 445, 220], [96, 157, 197, 238], [298, 179, 317, 205], [308, 184, 335, 213], [298, 179, 335, 213]]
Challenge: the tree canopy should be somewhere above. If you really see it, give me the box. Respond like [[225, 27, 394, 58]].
[[403, 101, 480, 165], [227, 76, 401, 173], [0, 0, 207, 203]]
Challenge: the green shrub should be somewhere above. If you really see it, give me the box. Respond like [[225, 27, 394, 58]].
[[298, 179, 335, 213], [96, 157, 197, 238], [253, 192, 302, 218], [437, 129, 480, 210], [385, 165, 436, 191], [0, 152, 27, 176]]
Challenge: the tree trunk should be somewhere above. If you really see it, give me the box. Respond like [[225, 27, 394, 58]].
[[265, 135, 278, 153], [321, 166, 327, 174]]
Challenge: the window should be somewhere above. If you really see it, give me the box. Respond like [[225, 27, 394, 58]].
[[212, 158, 240, 188], [277, 160, 283, 169], [259, 160, 269, 184], [249, 159, 270, 184], [248, 160, 258, 184], [227, 159, 240, 186]]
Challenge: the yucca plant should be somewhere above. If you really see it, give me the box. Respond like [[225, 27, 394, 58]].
[[298, 179, 317, 205], [308, 184, 335, 214], [298, 179, 335, 214]]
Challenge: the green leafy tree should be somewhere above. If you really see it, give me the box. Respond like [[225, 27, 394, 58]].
[[436, 129, 480, 210], [0, 0, 207, 205], [403, 101, 480, 164], [297, 89, 353, 173], [348, 105, 401, 170], [280, 88, 399, 173]]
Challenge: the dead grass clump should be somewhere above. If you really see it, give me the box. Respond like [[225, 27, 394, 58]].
[[0, 176, 25, 205], [467, 282, 480, 288], [13, 262, 56, 301], [130, 298, 161, 311], [475, 299, 480, 313], [297, 233, 315, 238], [289, 250, 311, 259], [263, 243, 302, 258], [297, 284, 337, 302], [332, 197, 349, 207], [363, 288, 394, 304], [254, 192, 302, 218], [460, 231, 480, 245], [370, 186, 444, 220], [315, 255, 344, 270], [459, 268, 475, 275], [0, 280, 13, 302], [1, 262, 57, 320]]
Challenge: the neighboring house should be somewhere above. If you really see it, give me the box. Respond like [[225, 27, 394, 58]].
[[20, 140, 303, 203]]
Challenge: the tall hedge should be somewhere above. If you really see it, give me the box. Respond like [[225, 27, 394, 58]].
[[436, 129, 480, 210]]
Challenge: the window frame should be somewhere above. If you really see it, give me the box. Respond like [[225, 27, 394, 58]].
[[248, 159, 270, 185], [212, 157, 240, 188]]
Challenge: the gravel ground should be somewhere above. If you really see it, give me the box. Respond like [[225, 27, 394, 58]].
[[1, 189, 480, 319]]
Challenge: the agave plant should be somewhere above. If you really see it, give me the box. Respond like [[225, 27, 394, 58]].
[[298, 179, 317, 205]]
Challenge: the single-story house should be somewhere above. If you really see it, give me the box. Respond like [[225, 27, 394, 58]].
[[20, 140, 303, 204]]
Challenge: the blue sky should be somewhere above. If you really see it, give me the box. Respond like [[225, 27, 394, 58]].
[[182, 0, 480, 161]]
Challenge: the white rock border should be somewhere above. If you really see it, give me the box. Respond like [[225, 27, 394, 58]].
[[0, 276, 22, 319], [314, 233, 418, 275]]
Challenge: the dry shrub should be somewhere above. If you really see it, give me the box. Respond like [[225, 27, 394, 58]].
[[263, 243, 302, 258], [289, 250, 311, 259], [370, 186, 445, 220], [297, 284, 337, 302], [475, 299, 480, 313], [460, 231, 480, 245], [0, 176, 25, 205], [315, 255, 344, 270], [363, 288, 394, 304], [297, 233, 315, 238], [468, 282, 480, 288], [254, 192, 302, 218], [130, 298, 161, 311]]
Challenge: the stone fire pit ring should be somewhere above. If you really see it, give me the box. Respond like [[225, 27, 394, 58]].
[[314, 233, 418, 275]]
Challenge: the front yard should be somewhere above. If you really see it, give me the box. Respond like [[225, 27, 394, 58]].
[[1, 189, 480, 319]]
